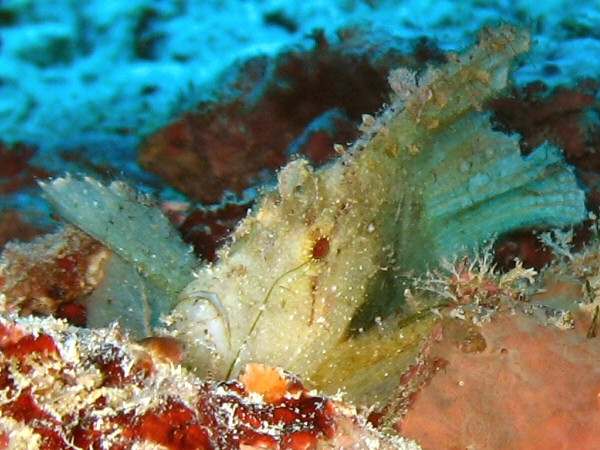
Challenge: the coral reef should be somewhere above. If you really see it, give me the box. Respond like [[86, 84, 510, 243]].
[[0, 141, 50, 248], [0, 313, 414, 449], [0, 226, 107, 319], [1, 0, 596, 155], [1, 23, 598, 448], [138, 27, 444, 203]]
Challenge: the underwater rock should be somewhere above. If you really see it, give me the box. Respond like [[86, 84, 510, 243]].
[[0, 142, 40, 191], [0, 141, 50, 248], [0, 225, 108, 318], [384, 232, 600, 448], [490, 80, 600, 214], [490, 81, 597, 158], [178, 201, 253, 262], [398, 308, 600, 449], [138, 27, 445, 203], [39, 27, 587, 404], [0, 210, 45, 251]]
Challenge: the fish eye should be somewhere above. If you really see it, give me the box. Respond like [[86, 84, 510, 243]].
[[312, 237, 330, 260]]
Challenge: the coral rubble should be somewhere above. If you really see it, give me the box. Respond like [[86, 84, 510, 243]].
[[0, 226, 107, 318], [0, 313, 414, 449]]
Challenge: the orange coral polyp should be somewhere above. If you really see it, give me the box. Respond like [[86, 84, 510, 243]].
[[240, 363, 293, 403]]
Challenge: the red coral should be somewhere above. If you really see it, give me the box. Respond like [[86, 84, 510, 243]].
[[2, 390, 66, 449], [0, 142, 46, 194], [0, 316, 391, 449], [198, 366, 337, 449], [112, 400, 212, 450], [2, 334, 59, 361], [0, 226, 108, 319], [494, 229, 556, 271], [55, 302, 87, 327], [178, 201, 251, 261], [138, 28, 444, 203]]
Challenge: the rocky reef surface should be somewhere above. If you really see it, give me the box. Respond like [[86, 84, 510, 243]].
[[1, 1, 600, 449]]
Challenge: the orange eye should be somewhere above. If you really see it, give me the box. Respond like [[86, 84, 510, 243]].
[[312, 237, 330, 260]]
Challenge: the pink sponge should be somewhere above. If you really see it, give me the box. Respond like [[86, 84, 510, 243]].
[[399, 310, 600, 449]]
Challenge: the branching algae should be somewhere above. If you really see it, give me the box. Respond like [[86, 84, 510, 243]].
[[40, 26, 586, 403]]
